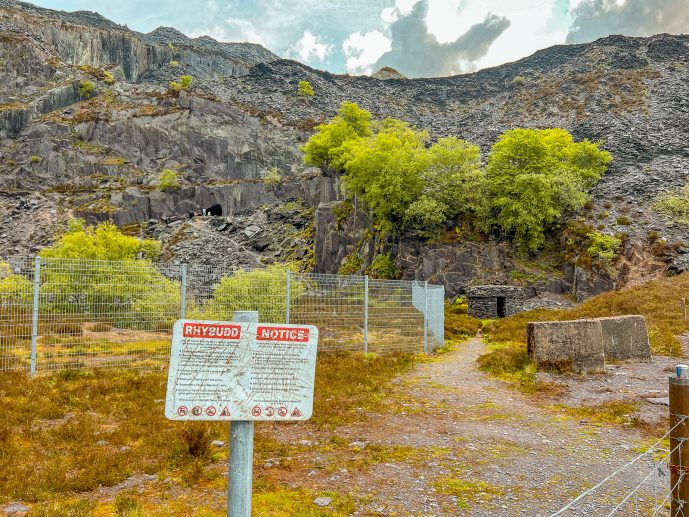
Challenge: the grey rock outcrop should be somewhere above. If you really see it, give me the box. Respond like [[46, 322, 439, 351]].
[[1, 0, 689, 303]]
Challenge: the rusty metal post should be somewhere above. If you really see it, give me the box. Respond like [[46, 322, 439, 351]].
[[670, 364, 689, 516]]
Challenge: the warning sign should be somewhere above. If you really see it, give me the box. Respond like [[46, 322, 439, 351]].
[[165, 320, 318, 421]]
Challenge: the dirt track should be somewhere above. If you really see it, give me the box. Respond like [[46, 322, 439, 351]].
[[286, 338, 676, 516]]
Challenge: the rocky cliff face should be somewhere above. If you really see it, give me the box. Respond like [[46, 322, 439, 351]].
[[1, 0, 688, 302]]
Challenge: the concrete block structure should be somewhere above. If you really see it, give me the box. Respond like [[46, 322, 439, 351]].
[[527, 319, 606, 373], [466, 285, 529, 319], [527, 315, 651, 373], [597, 315, 652, 362]]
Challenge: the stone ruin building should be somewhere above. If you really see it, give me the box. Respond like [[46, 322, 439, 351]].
[[466, 285, 529, 319]]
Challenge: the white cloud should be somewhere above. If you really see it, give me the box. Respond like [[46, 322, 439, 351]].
[[420, 1, 569, 70], [381, 0, 420, 25], [342, 30, 392, 74], [290, 30, 333, 63], [186, 17, 265, 45]]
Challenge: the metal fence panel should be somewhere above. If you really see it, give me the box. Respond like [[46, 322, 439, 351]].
[[0, 256, 445, 373]]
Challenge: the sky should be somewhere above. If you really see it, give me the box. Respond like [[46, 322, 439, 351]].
[[31, 0, 689, 77]]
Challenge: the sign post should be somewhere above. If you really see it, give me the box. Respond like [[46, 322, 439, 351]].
[[229, 311, 258, 517], [164, 311, 319, 517]]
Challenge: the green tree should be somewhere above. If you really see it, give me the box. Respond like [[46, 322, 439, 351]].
[[403, 196, 448, 239], [41, 220, 160, 261], [297, 80, 314, 98], [158, 169, 181, 189], [0, 261, 32, 308], [486, 128, 611, 253], [203, 264, 304, 323], [339, 119, 427, 233], [419, 137, 487, 225], [301, 101, 372, 168], [38, 221, 177, 327]]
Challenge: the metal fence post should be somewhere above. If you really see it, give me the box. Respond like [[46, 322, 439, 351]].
[[670, 365, 689, 516], [30, 256, 41, 376], [229, 310, 258, 517], [364, 275, 369, 353], [285, 270, 291, 324], [180, 264, 187, 320], [423, 280, 428, 354]]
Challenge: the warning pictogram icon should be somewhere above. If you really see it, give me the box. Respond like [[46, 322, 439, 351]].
[[192, 406, 202, 416], [177, 406, 188, 416], [251, 406, 262, 417], [220, 406, 231, 417], [290, 407, 302, 418], [206, 406, 216, 416], [265, 406, 275, 417], [277, 406, 288, 417]]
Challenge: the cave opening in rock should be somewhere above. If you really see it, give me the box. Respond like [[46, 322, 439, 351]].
[[205, 204, 222, 216]]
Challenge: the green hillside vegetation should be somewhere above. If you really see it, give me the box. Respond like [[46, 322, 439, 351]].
[[303, 102, 612, 252], [474, 272, 689, 392]]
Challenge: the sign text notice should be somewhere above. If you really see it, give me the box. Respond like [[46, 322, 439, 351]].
[[165, 320, 318, 421]]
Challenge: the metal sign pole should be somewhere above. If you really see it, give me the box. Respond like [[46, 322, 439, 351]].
[[229, 310, 258, 517]]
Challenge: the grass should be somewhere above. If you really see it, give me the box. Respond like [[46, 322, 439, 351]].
[[551, 400, 641, 426], [0, 350, 417, 510], [434, 475, 504, 509], [478, 272, 689, 391]]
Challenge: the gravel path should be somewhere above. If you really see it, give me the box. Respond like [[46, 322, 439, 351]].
[[293, 338, 676, 516]]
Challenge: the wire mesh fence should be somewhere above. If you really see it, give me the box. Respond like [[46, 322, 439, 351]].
[[0, 256, 444, 373]]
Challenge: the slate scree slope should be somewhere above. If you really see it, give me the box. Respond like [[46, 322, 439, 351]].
[[1, 0, 688, 304]]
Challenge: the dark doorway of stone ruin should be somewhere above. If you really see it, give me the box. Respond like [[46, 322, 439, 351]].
[[497, 297, 506, 318]]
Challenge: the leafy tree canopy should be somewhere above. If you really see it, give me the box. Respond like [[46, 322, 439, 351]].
[[301, 102, 372, 168], [486, 128, 611, 252], [40, 220, 160, 261], [302, 103, 611, 252]]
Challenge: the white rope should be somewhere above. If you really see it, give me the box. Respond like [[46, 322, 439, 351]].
[[551, 417, 687, 516], [652, 472, 685, 516], [606, 440, 684, 516]]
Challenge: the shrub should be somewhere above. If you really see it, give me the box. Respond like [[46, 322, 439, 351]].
[[297, 80, 315, 97], [616, 215, 631, 225], [367, 253, 399, 279], [586, 232, 621, 264], [202, 264, 304, 323], [262, 167, 282, 188], [654, 185, 689, 225], [511, 75, 526, 85], [30, 155, 41, 163], [179, 423, 212, 459], [79, 80, 95, 99], [338, 252, 363, 275], [169, 60, 180, 68], [169, 75, 193, 91], [158, 168, 180, 189], [332, 200, 353, 227], [445, 312, 482, 338], [102, 70, 115, 84]]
